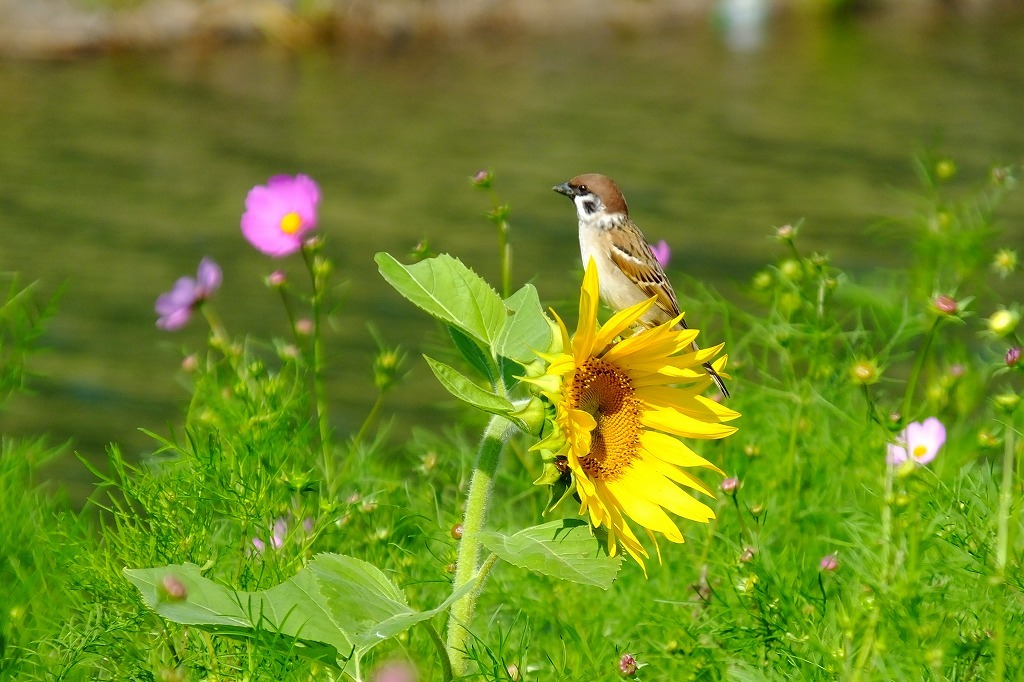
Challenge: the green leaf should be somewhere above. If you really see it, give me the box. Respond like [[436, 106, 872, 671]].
[[125, 553, 473, 665], [478, 519, 622, 589], [423, 355, 529, 432], [495, 284, 551, 364], [376, 252, 505, 349], [447, 324, 495, 383]]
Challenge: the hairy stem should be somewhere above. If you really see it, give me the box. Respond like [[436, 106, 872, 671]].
[[446, 415, 513, 676]]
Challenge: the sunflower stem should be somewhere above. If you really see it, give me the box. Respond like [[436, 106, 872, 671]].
[[446, 414, 513, 676]]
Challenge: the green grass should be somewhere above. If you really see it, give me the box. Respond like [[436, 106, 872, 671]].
[[1, 158, 1022, 680]]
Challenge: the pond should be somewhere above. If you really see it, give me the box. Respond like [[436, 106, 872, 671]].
[[2, 10, 1023, 500]]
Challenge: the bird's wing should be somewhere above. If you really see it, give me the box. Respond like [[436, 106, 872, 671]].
[[609, 239, 682, 321]]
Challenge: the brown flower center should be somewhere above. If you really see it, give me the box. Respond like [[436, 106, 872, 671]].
[[570, 358, 643, 481]]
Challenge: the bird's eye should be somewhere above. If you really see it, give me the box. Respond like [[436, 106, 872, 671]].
[[577, 184, 588, 194]]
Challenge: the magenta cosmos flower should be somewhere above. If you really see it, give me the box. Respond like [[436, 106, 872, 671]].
[[649, 239, 671, 268], [241, 174, 321, 257], [887, 417, 946, 467], [155, 258, 222, 331]]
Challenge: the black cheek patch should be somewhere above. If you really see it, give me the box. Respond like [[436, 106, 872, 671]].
[[583, 200, 597, 215]]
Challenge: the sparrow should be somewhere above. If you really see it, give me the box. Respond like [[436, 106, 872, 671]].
[[553, 173, 730, 397]]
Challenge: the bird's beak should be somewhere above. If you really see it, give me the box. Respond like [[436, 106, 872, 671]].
[[552, 182, 574, 197]]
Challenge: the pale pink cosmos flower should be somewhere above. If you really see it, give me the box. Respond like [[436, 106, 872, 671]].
[[887, 417, 946, 467], [371, 661, 418, 682], [155, 257, 222, 330], [241, 174, 321, 257], [650, 239, 671, 268]]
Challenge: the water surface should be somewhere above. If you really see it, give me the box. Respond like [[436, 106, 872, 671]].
[[1, 13, 1023, 497]]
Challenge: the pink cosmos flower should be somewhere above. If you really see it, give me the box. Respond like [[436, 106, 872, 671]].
[[371, 661, 418, 682], [650, 239, 671, 268], [155, 258, 222, 330], [241, 174, 321, 257], [887, 417, 946, 467]]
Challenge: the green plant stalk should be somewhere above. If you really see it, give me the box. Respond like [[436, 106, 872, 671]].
[[485, 188, 512, 298], [302, 246, 333, 489], [424, 621, 454, 682], [276, 286, 303, 349], [200, 305, 259, 400], [900, 318, 940, 423], [993, 417, 1017, 680], [499, 219, 512, 299], [446, 414, 513, 676], [852, 461, 895, 678], [353, 391, 385, 445]]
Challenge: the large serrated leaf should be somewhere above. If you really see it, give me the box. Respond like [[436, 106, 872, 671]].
[[125, 553, 473, 665], [376, 252, 506, 349], [447, 324, 496, 383], [495, 284, 551, 363], [479, 519, 622, 589], [423, 355, 529, 432]]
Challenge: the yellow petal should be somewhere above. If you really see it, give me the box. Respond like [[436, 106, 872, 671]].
[[638, 387, 741, 422], [593, 298, 657, 350], [601, 479, 683, 542], [643, 408, 739, 440], [641, 431, 720, 470], [572, 260, 601, 359], [638, 448, 717, 495]]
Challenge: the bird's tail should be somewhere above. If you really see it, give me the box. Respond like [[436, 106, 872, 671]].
[[673, 318, 730, 398], [703, 361, 730, 398]]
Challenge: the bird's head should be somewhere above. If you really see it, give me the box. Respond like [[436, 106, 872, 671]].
[[553, 173, 629, 223]]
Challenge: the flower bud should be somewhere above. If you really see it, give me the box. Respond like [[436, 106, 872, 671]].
[[994, 392, 1020, 413], [450, 523, 464, 540], [740, 546, 756, 563], [987, 309, 1020, 337], [849, 359, 880, 385], [720, 477, 739, 494], [992, 249, 1018, 278], [935, 159, 956, 181], [618, 654, 638, 677], [266, 270, 287, 288], [934, 295, 958, 315], [295, 318, 314, 336], [374, 348, 406, 392], [471, 169, 493, 188], [160, 574, 187, 601], [819, 554, 840, 572], [779, 258, 803, 281], [775, 224, 797, 241], [752, 270, 773, 291], [1006, 347, 1022, 368]]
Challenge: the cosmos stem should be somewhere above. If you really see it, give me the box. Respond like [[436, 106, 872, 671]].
[[301, 244, 334, 490], [993, 416, 1018, 679], [446, 414, 514, 677], [900, 318, 940, 424]]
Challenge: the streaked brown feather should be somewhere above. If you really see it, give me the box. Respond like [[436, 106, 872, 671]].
[[608, 228, 681, 322]]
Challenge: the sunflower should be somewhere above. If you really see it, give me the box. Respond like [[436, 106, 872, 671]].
[[529, 260, 739, 570]]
